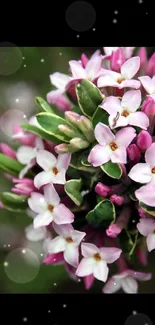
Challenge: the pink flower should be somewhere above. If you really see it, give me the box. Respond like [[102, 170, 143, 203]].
[[110, 194, 125, 206], [43, 252, 64, 265], [34, 150, 71, 189], [12, 116, 37, 146], [46, 223, 86, 268], [0, 143, 16, 159], [146, 53, 155, 77], [16, 137, 44, 179], [137, 218, 155, 252], [100, 90, 149, 129], [103, 269, 152, 293], [106, 207, 130, 238], [95, 183, 111, 198], [28, 183, 74, 229], [142, 96, 155, 117], [88, 123, 136, 166], [139, 75, 155, 99], [128, 143, 155, 185], [76, 243, 122, 282], [137, 130, 152, 150], [46, 73, 72, 111], [97, 57, 140, 89], [135, 183, 155, 207], [103, 47, 135, 60], [11, 178, 35, 195], [127, 144, 141, 164], [110, 48, 125, 72]]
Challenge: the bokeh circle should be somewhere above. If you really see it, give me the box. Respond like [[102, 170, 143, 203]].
[[125, 313, 152, 325], [0, 109, 28, 137], [65, 1, 96, 32], [0, 42, 23, 75], [4, 248, 40, 283]]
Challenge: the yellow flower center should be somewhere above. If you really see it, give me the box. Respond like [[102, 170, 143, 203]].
[[52, 167, 59, 175], [109, 142, 118, 151], [94, 253, 101, 261], [151, 167, 155, 174], [121, 110, 129, 117], [48, 204, 54, 212], [117, 77, 125, 84], [66, 237, 73, 243]]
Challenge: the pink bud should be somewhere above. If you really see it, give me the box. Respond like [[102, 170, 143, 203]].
[[44, 140, 56, 153], [11, 178, 35, 195], [43, 252, 64, 265], [106, 224, 121, 238], [136, 247, 148, 266], [137, 47, 147, 68], [54, 143, 70, 154], [110, 48, 125, 72], [137, 130, 152, 150], [142, 96, 155, 117], [81, 53, 89, 68], [55, 95, 72, 112], [12, 126, 36, 146], [146, 53, 155, 76], [0, 143, 16, 159], [138, 207, 147, 218], [110, 194, 125, 206], [83, 274, 94, 290], [127, 144, 141, 163], [95, 182, 111, 198]]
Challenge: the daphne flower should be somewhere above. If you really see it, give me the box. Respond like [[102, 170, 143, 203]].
[[103, 47, 135, 60], [34, 150, 71, 189], [128, 143, 155, 185], [88, 123, 136, 166], [100, 90, 149, 130], [137, 218, 155, 252], [28, 183, 74, 229], [76, 243, 122, 282], [25, 224, 47, 242], [103, 269, 152, 293], [12, 116, 38, 146], [47, 223, 86, 268], [97, 57, 140, 89], [11, 178, 35, 195], [135, 184, 155, 207], [16, 137, 44, 179], [139, 75, 155, 100]]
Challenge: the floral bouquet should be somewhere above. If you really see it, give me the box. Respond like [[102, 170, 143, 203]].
[[1, 46, 155, 294]]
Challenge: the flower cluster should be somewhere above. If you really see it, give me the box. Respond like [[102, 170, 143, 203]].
[[1, 46, 155, 293]]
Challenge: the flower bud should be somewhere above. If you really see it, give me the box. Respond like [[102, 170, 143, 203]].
[[106, 224, 121, 238], [65, 111, 80, 125], [78, 116, 95, 142], [137, 130, 152, 150], [58, 124, 77, 138], [146, 53, 155, 77], [54, 143, 70, 154], [142, 96, 155, 117], [81, 53, 89, 68], [110, 194, 125, 206], [127, 144, 141, 163], [95, 183, 111, 197], [69, 137, 89, 151], [0, 143, 16, 159], [137, 47, 147, 73], [110, 48, 125, 72], [43, 253, 64, 265]]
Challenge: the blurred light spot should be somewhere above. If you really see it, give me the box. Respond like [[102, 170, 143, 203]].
[[4, 261, 9, 267], [0, 42, 23, 75], [113, 19, 117, 23], [48, 310, 51, 313], [92, 28, 96, 31], [132, 311, 137, 315], [23, 318, 28, 322], [15, 98, 19, 102], [77, 35, 80, 38], [59, 53, 62, 56], [4, 248, 40, 283], [40, 59, 44, 62], [63, 304, 67, 308], [24, 64, 26, 67], [22, 249, 26, 254], [114, 10, 118, 14], [54, 282, 57, 286], [78, 278, 81, 282], [0, 109, 28, 137], [0, 225, 21, 247], [22, 57, 25, 59]]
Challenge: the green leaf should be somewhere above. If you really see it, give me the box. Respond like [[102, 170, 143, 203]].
[[86, 199, 116, 227], [36, 112, 71, 144], [76, 80, 103, 117], [92, 106, 109, 127], [0, 192, 28, 212], [101, 161, 122, 179], [139, 202, 155, 217], [21, 124, 61, 143], [0, 154, 23, 176], [35, 97, 54, 113], [70, 151, 96, 173], [65, 179, 83, 206]]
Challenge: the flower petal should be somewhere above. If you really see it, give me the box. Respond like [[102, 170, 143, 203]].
[[97, 76, 119, 88], [121, 57, 140, 79], [95, 123, 115, 145], [36, 150, 57, 171], [53, 169, 67, 184], [43, 183, 60, 206], [93, 260, 109, 282], [145, 143, 155, 167], [25, 224, 47, 242], [16, 146, 36, 164], [128, 163, 152, 183], [139, 76, 155, 94], [53, 203, 74, 224], [50, 72, 70, 90], [109, 115, 128, 129], [81, 243, 98, 257], [147, 233, 155, 252], [71, 230, 86, 245], [132, 271, 152, 281], [19, 159, 35, 179], [64, 244, 79, 267], [86, 55, 102, 80], [103, 277, 122, 293], [56, 153, 71, 170], [135, 184, 155, 206], [34, 171, 53, 189], [88, 144, 111, 167], [121, 90, 141, 112], [99, 247, 122, 263], [69, 60, 87, 79], [111, 146, 127, 164], [76, 257, 95, 277], [128, 112, 149, 129], [137, 218, 155, 236], [118, 79, 140, 89], [115, 127, 136, 148], [52, 223, 74, 237], [121, 276, 138, 293], [47, 236, 66, 253], [83, 274, 95, 290], [100, 96, 121, 115], [47, 89, 64, 104], [28, 193, 47, 213], [33, 210, 53, 228]]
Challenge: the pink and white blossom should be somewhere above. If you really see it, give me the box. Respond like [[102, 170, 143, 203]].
[[137, 218, 155, 252], [88, 123, 136, 166], [103, 47, 135, 60], [103, 269, 152, 293], [139, 76, 155, 99], [76, 243, 122, 282], [100, 90, 149, 129], [135, 183, 155, 207], [28, 183, 74, 229], [25, 224, 47, 242], [46, 223, 86, 268], [97, 57, 140, 89], [34, 150, 71, 188]]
